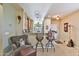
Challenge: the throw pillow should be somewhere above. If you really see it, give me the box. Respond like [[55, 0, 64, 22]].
[[19, 38, 25, 47]]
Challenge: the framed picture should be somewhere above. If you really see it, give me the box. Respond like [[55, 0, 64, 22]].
[[64, 23, 68, 32]]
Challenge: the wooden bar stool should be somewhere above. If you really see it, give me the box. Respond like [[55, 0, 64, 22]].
[[35, 33, 44, 52], [45, 30, 57, 52], [46, 36, 55, 52]]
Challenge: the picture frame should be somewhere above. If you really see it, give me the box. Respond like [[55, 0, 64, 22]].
[[64, 23, 68, 32]]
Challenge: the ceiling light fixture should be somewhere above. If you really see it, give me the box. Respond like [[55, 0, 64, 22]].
[[34, 10, 41, 20], [53, 15, 61, 20]]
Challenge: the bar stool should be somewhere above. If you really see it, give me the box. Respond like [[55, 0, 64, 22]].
[[46, 36, 55, 52], [46, 30, 57, 52], [35, 33, 44, 52]]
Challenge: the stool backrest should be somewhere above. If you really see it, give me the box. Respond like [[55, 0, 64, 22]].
[[36, 33, 43, 41]]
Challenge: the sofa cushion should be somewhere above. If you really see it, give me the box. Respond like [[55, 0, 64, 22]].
[[17, 47, 36, 56]]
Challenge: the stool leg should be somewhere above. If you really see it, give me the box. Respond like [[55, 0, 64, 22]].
[[46, 43, 48, 52], [36, 42, 39, 51], [40, 42, 44, 52], [46, 41, 50, 52], [50, 41, 53, 48], [51, 41, 55, 52]]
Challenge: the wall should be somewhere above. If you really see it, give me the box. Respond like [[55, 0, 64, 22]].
[[60, 11, 79, 47], [0, 4, 3, 55], [44, 18, 51, 33], [0, 4, 24, 55], [44, 18, 60, 40], [51, 19, 60, 40], [15, 6, 23, 35], [2, 4, 17, 49]]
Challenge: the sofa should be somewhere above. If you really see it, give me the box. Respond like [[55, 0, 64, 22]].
[[9, 35, 36, 56]]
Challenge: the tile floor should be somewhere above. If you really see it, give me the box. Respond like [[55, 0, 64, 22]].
[[36, 44, 79, 56]]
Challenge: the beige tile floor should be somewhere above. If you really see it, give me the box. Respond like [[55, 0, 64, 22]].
[[28, 34, 79, 56], [36, 44, 79, 56]]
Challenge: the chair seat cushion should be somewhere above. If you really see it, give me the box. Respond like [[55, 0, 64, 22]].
[[19, 47, 36, 56]]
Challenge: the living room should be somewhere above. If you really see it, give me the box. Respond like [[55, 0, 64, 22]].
[[0, 3, 79, 56]]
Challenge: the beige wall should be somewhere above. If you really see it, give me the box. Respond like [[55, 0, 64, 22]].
[[0, 4, 24, 55], [0, 4, 3, 55], [60, 11, 79, 47], [44, 18, 60, 40], [15, 7, 23, 35], [51, 19, 61, 40], [44, 18, 51, 33]]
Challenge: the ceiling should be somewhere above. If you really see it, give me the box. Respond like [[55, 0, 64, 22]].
[[19, 3, 79, 21], [47, 3, 79, 18]]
